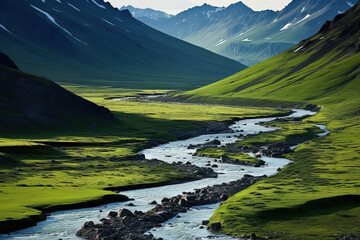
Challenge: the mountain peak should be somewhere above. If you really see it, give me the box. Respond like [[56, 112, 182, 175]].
[[226, 1, 253, 13], [118, 9, 133, 18]]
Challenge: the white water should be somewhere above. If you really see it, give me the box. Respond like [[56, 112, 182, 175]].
[[0, 109, 325, 240]]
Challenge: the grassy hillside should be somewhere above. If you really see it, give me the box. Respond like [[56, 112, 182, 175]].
[[180, 2, 360, 239]]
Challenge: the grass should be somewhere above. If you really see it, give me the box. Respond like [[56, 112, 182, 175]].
[[179, 10, 360, 239], [238, 121, 324, 147], [195, 147, 263, 165], [0, 159, 189, 222], [210, 124, 360, 239], [0, 87, 287, 226]]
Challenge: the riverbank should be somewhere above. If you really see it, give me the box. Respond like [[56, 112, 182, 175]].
[[0, 91, 289, 236], [0, 155, 219, 234], [208, 106, 360, 239], [74, 110, 325, 240], [77, 174, 265, 240]]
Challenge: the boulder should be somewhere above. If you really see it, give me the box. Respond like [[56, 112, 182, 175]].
[[83, 221, 94, 228], [211, 139, 221, 145], [209, 222, 222, 231], [178, 199, 192, 207], [108, 211, 117, 218], [221, 194, 229, 201], [184, 195, 196, 202], [117, 209, 134, 218], [202, 220, 210, 225]]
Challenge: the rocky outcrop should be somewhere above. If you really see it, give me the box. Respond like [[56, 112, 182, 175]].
[[219, 155, 265, 167], [77, 174, 265, 240]]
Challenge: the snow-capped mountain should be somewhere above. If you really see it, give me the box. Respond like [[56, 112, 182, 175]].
[[0, 0, 244, 90], [133, 0, 355, 66]]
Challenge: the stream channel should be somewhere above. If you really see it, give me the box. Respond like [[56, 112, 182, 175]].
[[0, 109, 329, 240]]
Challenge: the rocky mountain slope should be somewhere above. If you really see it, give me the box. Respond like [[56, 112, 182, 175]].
[[0, 0, 244, 90], [119, 5, 172, 20], [130, 0, 355, 66]]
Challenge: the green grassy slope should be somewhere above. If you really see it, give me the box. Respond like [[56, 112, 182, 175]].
[[180, 2, 360, 239]]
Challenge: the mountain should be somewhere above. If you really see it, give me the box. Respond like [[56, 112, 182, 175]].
[[0, 0, 244, 91], [0, 52, 116, 131], [180, 2, 360, 239], [182, 0, 360, 109], [119, 5, 172, 20], [137, 0, 355, 66]]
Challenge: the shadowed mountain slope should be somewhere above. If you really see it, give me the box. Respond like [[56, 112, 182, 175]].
[[0, 0, 244, 90], [0, 52, 116, 131]]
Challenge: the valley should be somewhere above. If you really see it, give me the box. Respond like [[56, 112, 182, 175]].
[[0, 0, 359, 239], [0, 86, 287, 235]]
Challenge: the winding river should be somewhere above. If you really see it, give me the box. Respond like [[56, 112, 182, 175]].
[[0, 109, 327, 240]]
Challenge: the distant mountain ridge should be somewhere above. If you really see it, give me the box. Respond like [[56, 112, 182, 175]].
[[128, 0, 355, 66], [119, 5, 172, 20], [0, 0, 244, 90]]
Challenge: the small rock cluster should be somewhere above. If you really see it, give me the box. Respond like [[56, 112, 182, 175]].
[[76, 174, 265, 240], [338, 235, 360, 240], [219, 155, 265, 167], [236, 142, 292, 158]]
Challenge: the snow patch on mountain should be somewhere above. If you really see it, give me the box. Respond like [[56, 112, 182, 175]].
[[295, 14, 311, 24], [102, 19, 115, 26], [0, 24, 13, 35], [91, 0, 106, 9], [207, 7, 224, 18], [215, 39, 227, 46], [31, 5, 87, 45], [242, 38, 252, 42], [346, 1, 354, 7], [233, 33, 244, 39], [301, 7, 306, 13], [67, 3, 80, 12], [280, 23, 292, 31], [115, 17, 124, 22]]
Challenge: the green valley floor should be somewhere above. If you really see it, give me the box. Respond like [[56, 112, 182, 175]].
[[0, 87, 287, 232]]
